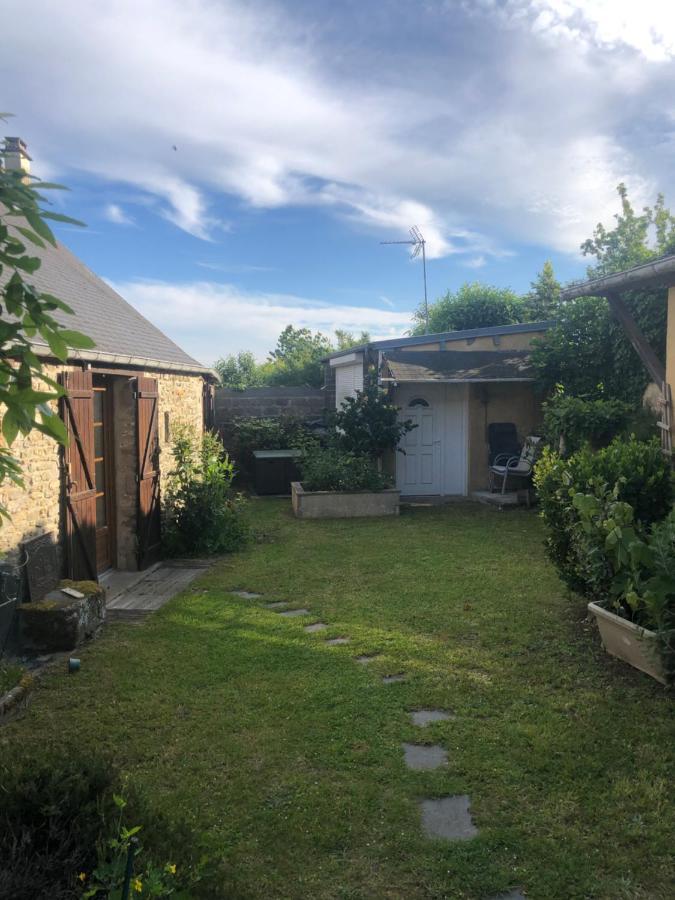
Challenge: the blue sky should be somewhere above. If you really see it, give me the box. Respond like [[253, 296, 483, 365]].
[[2, 0, 674, 365]]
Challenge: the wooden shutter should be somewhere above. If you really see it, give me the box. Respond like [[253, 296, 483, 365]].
[[135, 376, 161, 568], [63, 370, 97, 581]]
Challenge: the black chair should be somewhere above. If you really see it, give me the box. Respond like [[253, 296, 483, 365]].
[[487, 422, 520, 466]]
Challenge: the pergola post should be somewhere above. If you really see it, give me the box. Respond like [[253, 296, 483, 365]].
[[666, 286, 675, 449]]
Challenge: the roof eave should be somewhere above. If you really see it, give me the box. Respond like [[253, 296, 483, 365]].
[[31, 342, 218, 381], [561, 254, 675, 301]]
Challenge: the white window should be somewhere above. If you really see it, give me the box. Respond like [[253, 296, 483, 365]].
[[335, 363, 363, 409]]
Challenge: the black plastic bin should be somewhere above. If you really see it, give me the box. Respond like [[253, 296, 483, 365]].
[[253, 450, 302, 496]]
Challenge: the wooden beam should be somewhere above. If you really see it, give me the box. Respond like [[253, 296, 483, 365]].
[[606, 292, 666, 386]]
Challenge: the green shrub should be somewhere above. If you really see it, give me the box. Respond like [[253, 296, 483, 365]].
[[534, 437, 674, 596], [300, 447, 392, 492], [162, 428, 249, 557], [542, 394, 634, 455], [572, 489, 675, 682], [0, 753, 215, 899], [232, 416, 320, 470], [331, 380, 414, 457]]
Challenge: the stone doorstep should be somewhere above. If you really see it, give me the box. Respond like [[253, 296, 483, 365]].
[[420, 795, 478, 841], [402, 743, 448, 771]]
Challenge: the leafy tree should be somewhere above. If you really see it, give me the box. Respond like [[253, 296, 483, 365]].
[[523, 261, 561, 321], [334, 329, 371, 350], [214, 350, 263, 391], [412, 282, 524, 335], [533, 184, 673, 404], [0, 137, 94, 520], [265, 325, 333, 387]]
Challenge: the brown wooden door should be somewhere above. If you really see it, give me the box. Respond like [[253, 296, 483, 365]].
[[136, 376, 161, 568], [93, 376, 116, 574], [63, 370, 97, 581]]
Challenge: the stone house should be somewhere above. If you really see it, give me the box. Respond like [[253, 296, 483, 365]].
[[0, 139, 216, 582], [323, 321, 552, 497]]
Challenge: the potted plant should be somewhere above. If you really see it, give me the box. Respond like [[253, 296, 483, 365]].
[[292, 380, 414, 519]]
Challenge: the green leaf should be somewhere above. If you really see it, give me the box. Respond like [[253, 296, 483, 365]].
[[40, 210, 86, 228], [22, 208, 56, 246], [36, 409, 68, 444], [39, 328, 68, 361], [14, 225, 46, 249], [2, 409, 19, 446], [59, 329, 96, 350]]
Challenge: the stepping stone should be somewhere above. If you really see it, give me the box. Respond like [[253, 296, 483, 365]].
[[420, 795, 478, 841], [487, 892, 526, 900], [382, 673, 406, 684], [402, 743, 448, 771], [279, 608, 311, 618], [355, 654, 379, 664], [410, 709, 454, 727], [265, 602, 288, 610], [305, 622, 328, 633], [230, 590, 262, 600], [325, 637, 350, 645]]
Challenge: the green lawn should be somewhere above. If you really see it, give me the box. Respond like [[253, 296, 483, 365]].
[[2, 500, 673, 899]]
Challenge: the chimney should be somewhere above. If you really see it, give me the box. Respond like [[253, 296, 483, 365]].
[[2, 137, 32, 175]]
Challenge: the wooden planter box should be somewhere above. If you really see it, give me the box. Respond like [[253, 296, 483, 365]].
[[588, 601, 666, 685], [291, 482, 400, 519]]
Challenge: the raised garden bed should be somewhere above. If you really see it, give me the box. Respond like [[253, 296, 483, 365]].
[[19, 580, 106, 653], [291, 481, 400, 519], [588, 601, 666, 685]]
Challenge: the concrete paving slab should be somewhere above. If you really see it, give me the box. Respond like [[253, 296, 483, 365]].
[[305, 622, 328, 633], [265, 601, 288, 610], [402, 743, 448, 771], [279, 608, 311, 617], [325, 637, 350, 645], [420, 795, 478, 841], [382, 673, 406, 684], [355, 654, 380, 664], [230, 590, 263, 600], [411, 709, 455, 727]]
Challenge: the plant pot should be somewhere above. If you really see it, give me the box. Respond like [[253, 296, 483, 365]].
[[587, 601, 666, 685], [291, 482, 400, 519]]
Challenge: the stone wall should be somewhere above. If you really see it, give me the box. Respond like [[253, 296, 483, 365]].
[[0, 363, 206, 572], [0, 363, 62, 565]]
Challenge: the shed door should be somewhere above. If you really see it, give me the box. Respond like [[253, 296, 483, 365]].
[[63, 369, 97, 580], [135, 376, 161, 568], [397, 397, 441, 495]]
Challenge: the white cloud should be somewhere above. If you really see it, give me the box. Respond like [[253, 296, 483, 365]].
[[2, 0, 673, 257], [107, 278, 413, 364], [103, 203, 134, 226]]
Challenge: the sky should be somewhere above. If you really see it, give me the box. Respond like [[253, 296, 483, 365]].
[[2, 0, 674, 365]]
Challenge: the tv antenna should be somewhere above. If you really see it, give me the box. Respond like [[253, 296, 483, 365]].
[[381, 225, 429, 332]]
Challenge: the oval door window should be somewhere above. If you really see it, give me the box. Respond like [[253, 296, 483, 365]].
[[408, 398, 429, 408]]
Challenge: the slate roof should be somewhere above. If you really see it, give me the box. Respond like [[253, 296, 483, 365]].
[[4, 235, 208, 372], [383, 349, 534, 382]]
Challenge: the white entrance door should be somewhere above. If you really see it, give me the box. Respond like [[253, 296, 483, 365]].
[[395, 385, 467, 496], [397, 398, 441, 495]]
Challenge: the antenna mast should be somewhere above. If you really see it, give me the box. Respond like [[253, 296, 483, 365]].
[[381, 225, 429, 332]]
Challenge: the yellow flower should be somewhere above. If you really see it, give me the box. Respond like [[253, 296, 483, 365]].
[[78, 872, 87, 883], [167, 863, 177, 875], [132, 877, 143, 893]]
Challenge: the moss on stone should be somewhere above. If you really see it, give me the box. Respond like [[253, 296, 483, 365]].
[[59, 579, 101, 596]]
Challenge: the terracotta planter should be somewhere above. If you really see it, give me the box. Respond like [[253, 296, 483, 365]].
[[588, 601, 666, 685], [291, 482, 400, 519]]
